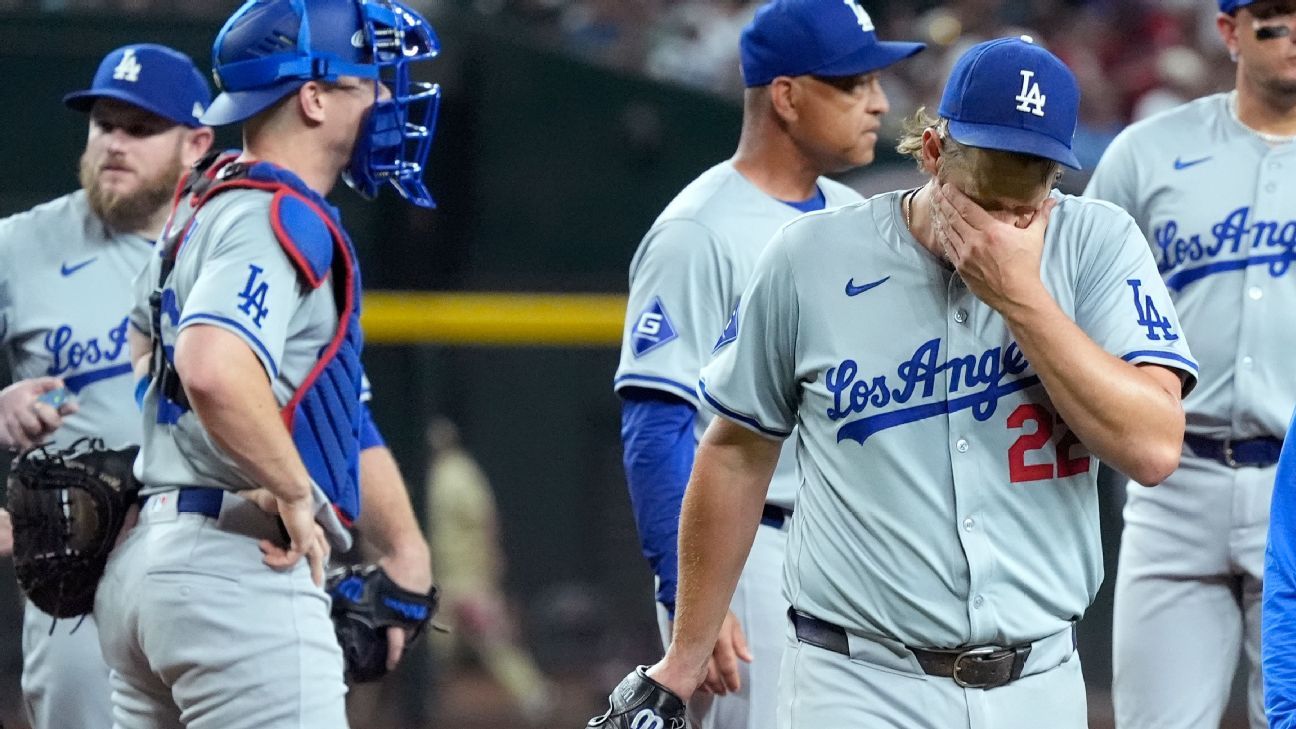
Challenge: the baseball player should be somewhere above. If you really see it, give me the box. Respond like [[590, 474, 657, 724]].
[[1269, 435, 1296, 727], [0, 44, 214, 729], [592, 37, 1197, 729], [613, 1, 922, 727], [1084, 2, 1296, 726], [90, 0, 442, 726]]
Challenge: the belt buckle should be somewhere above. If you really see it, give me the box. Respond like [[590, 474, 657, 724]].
[[951, 646, 1001, 689], [1222, 438, 1240, 468]]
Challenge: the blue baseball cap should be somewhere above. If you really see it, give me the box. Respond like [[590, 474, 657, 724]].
[[64, 44, 211, 128], [938, 36, 1082, 170], [740, 0, 925, 87], [1219, 0, 1256, 12], [203, 0, 375, 127]]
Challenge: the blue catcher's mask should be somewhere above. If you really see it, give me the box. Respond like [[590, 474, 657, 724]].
[[204, 0, 441, 207]]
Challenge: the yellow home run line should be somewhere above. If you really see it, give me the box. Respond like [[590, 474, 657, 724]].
[[362, 291, 628, 346]]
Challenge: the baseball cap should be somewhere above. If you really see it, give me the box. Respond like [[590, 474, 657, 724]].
[[938, 36, 1082, 170], [740, 0, 925, 87], [203, 0, 374, 127], [1219, 0, 1257, 12], [64, 44, 211, 128]]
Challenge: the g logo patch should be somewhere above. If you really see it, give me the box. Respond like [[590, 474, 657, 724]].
[[631, 297, 678, 357]]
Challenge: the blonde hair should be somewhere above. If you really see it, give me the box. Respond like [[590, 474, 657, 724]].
[[895, 106, 1061, 192]]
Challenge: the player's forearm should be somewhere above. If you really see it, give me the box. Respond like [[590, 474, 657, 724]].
[[128, 325, 151, 381], [174, 326, 313, 503], [1001, 295, 1184, 485], [653, 419, 779, 699], [357, 445, 433, 591], [620, 393, 697, 608]]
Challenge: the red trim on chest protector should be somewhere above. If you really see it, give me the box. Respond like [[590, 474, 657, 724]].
[[172, 178, 359, 437]]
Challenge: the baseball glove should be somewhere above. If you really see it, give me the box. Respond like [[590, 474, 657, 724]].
[[587, 666, 686, 729], [6, 438, 140, 618], [325, 564, 440, 683]]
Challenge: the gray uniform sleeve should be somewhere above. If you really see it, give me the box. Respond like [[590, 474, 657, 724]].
[[177, 212, 304, 380], [1084, 129, 1143, 221], [697, 231, 797, 439], [130, 252, 159, 336], [1073, 204, 1198, 393], [613, 219, 732, 406]]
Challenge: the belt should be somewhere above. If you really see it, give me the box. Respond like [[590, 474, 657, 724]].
[[176, 487, 223, 518], [788, 609, 1069, 690], [142, 488, 289, 545], [1183, 434, 1283, 468], [760, 504, 792, 529]]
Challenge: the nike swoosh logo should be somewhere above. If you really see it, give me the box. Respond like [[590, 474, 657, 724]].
[[845, 276, 890, 297], [60, 257, 97, 277], [1173, 156, 1212, 170]]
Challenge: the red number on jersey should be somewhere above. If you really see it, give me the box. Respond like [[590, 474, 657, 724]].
[[1055, 419, 1091, 478], [1007, 404, 1093, 483], [1007, 403, 1054, 482]]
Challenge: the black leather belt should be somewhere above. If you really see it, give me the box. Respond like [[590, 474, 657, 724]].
[[1184, 433, 1283, 468], [789, 609, 1046, 689], [760, 504, 792, 529]]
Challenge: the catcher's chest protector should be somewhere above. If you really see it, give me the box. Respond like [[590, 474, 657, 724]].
[[155, 152, 365, 522]]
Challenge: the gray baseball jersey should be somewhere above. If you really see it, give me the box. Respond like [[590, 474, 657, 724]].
[[699, 190, 1198, 648], [613, 161, 862, 508], [101, 183, 350, 727], [0, 191, 150, 449], [1085, 91, 1296, 440], [1085, 91, 1293, 729], [0, 190, 150, 729], [132, 188, 337, 494]]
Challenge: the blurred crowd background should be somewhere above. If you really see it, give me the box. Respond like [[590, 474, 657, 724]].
[[0, 0, 1242, 727], [0, 0, 1238, 172]]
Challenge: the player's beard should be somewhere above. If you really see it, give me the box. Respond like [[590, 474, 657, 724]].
[[79, 147, 184, 235]]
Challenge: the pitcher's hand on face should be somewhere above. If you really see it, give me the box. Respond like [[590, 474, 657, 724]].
[[934, 183, 1056, 314], [261, 494, 329, 587]]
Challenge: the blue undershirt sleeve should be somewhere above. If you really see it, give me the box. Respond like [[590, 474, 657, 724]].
[[358, 403, 386, 450], [1265, 427, 1296, 727], [620, 387, 697, 615]]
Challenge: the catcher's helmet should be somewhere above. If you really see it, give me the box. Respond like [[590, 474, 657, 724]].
[[204, 0, 441, 207]]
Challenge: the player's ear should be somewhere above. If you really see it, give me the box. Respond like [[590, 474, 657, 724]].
[[1217, 11, 1241, 61], [181, 127, 215, 167], [919, 127, 942, 177], [767, 77, 799, 124], [297, 81, 328, 125]]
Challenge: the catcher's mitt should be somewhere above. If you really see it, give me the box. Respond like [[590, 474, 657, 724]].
[[587, 666, 686, 729], [7, 438, 140, 618], [325, 564, 440, 683]]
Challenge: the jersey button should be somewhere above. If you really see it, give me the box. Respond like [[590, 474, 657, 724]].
[[963, 517, 976, 531], [956, 439, 970, 453], [972, 595, 985, 609], [954, 308, 968, 324], [1248, 286, 1264, 301], [1242, 356, 1254, 368]]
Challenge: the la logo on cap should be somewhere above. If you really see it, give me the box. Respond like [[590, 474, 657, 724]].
[[113, 49, 142, 83], [1015, 69, 1046, 117], [842, 0, 874, 32]]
